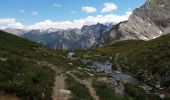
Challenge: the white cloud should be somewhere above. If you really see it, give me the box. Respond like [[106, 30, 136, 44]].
[[7, 23, 24, 29], [32, 11, 38, 16], [125, 11, 132, 15], [0, 11, 132, 30], [27, 11, 132, 30], [53, 3, 62, 7], [101, 2, 118, 13], [82, 6, 97, 13], [0, 18, 16, 24], [20, 9, 25, 14], [0, 18, 24, 29]]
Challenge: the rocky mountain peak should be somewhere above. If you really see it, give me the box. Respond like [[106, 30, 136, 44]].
[[95, 0, 170, 46]]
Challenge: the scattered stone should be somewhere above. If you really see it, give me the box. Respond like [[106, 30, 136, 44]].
[[69, 63, 73, 65], [77, 67, 82, 70], [115, 71, 122, 74], [159, 4, 165, 8], [109, 57, 113, 60], [159, 94, 165, 99], [42, 92, 45, 98], [155, 84, 161, 89], [59, 89, 71, 95], [87, 73, 94, 77], [0, 58, 7, 62], [66, 71, 71, 74], [140, 85, 152, 92], [84, 68, 91, 72], [97, 77, 108, 82]]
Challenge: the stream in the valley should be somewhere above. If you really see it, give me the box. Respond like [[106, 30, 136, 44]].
[[68, 52, 138, 83], [68, 52, 166, 95]]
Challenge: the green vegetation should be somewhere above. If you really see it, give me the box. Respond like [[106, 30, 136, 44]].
[[75, 34, 170, 98], [65, 76, 93, 100], [124, 83, 148, 100], [125, 34, 170, 86], [92, 81, 127, 100], [0, 55, 54, 99], [0, 30, 70, 99], [75, 34, 170, 87], [75, 40, 144, 63], [1, 29, 170, 99]]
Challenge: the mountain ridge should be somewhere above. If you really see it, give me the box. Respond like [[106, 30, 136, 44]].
[[94, 0, 170, 46], [2, 23, 111, 50]]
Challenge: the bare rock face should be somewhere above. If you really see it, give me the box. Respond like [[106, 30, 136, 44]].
[[95, 0, 170, 46], [16, 23, 110, 50], [75, 23, 109, 50]]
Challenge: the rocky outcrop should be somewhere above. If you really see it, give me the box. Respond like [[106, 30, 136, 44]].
[[74, 23, 109, 49], [20, 23, 110, 50], [95, 0, 170, 46]]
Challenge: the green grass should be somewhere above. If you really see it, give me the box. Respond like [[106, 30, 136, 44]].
[[124, 83, 149, 100], [74, 40, 144, 63], [0, 52, 55, 99], [65, 76, 93, 100], [75, 34, 170, 88], [1, 29, 170, 99], [124, 34, 170, 86], [0, 30, 70, 99], [92, 81, 127, 100], [74, 33, 170, 98]]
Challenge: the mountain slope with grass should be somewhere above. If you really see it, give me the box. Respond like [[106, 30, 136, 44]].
[[1, 29, 170, 100], [74, 33, 170, 99], [0, 30, 99, 100], [0, 30, 71, 99]]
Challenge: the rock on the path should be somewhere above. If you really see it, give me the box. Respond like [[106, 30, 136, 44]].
[[59, 89, 71, 95], [159, 94, 165, 99]]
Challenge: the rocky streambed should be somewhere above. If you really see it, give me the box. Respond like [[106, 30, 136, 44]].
[[67, 52, 168, 98]]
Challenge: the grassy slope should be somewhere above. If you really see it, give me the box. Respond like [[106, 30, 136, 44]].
[[78, 34, 170, 87], [65, 76, 93, 100], [1, 29, 170, 99], [74, 34, 170, 99], [0, 30, 94, 100], [125, 34, 170, 87], [75, 40, 144, 61], [0, 30, 70, 99]]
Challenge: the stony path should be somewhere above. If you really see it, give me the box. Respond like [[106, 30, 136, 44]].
[[51, 74, 70, 100]]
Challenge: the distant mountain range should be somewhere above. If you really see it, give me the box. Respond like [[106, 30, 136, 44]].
[[2, 23, 111, 50], [2, 0, 170, 50]]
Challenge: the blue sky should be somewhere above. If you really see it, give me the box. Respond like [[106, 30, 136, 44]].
[[0, 0, 146, 29]]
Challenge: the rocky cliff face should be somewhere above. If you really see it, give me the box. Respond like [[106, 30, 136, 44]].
[[22, 28, 82, 50], [95, 0, 170, 46], [74, 23, 109, 49], [19, 23, 110, 50]]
